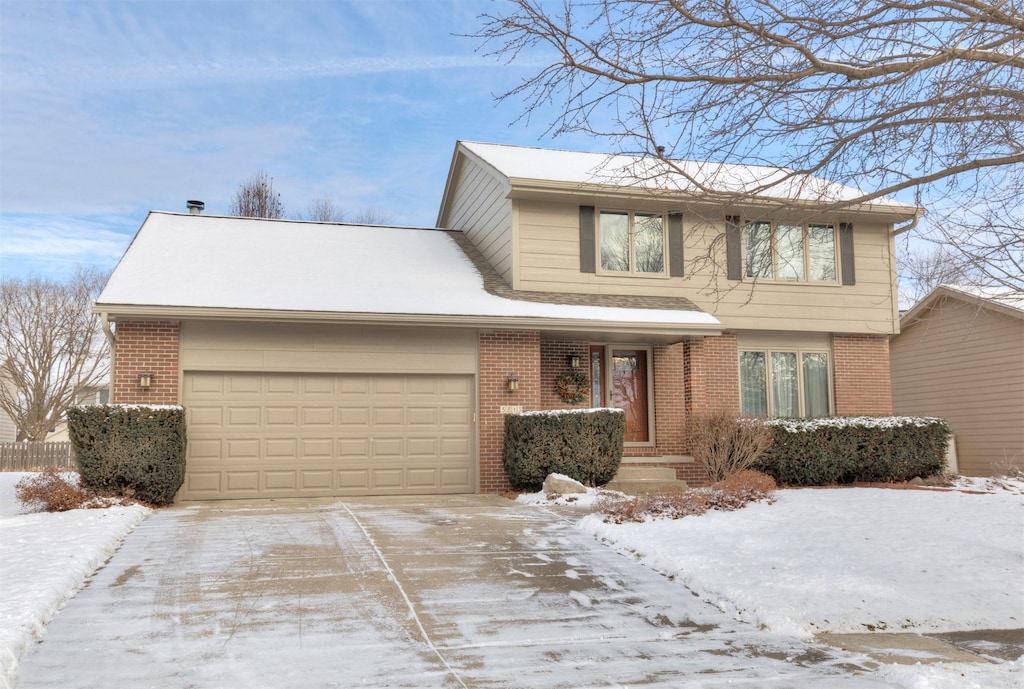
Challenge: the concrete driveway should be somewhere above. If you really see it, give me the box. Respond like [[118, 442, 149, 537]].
[[18, 496, 899, 688]]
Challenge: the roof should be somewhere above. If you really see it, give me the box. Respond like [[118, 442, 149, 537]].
[[96, 212, 721, 339], [441, 141, 918, 221], [901, 284, 1024, 325]]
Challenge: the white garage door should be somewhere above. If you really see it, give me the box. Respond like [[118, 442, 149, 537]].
[[181, 372, 474, 500]]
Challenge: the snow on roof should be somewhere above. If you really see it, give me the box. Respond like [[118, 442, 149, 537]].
[[938, 284, 1024, 313], [97, 212, 720, 329], [460, 141, 916, 211]]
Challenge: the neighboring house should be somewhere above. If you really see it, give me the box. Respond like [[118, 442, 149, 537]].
[[0, 374, 19, 442], [94, 141, 916, 500], [891, 285, 1024, 476], [45, 385, 111, 442]]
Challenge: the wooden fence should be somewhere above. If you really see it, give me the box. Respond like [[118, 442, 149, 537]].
[[0, 442, 74, 472]]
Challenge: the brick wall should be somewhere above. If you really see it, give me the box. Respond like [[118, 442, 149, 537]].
[[833, 334, 893, 415], [539, 340, 591, 410], [682, 334, 740, 416], [478, 330, 541, 493], [112, 321, 180, 405]]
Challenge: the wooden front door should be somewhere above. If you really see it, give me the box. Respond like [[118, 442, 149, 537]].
[[591, 346, 650, 443]]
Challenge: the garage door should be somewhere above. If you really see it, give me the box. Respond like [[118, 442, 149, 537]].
[[181, 372, 474, 500]]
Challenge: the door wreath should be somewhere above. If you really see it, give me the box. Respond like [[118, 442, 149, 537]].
[[555, 369, 590, 405]]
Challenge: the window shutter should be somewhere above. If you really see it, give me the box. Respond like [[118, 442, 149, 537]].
[[669, 213, 684, 277], [726, 216, 742, 280], [839, 223, 855, 285], [579, 206, 596, 273]]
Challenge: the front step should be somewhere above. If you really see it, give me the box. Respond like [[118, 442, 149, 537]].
[[605, 465, 688, 495]]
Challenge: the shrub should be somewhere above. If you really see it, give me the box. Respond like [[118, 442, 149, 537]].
[[596, 470, 776, 523], [68, 405, 186, 505], [15, 469, 93, 512], [753, 416, 951, 486], [707, 470, 777, 511], [689, 411, 774, 482], [14, 468, 133, 512], [503, 409, 624, 489]]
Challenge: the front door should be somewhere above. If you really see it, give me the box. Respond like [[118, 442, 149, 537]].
[[590, 346, 651, 443]]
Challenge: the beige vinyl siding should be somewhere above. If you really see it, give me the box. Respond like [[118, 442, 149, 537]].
[[180, 321, 478, 375], [515, 199, 900, 334], [443, 156, 514, 284], [891, 297, 1024, 476]]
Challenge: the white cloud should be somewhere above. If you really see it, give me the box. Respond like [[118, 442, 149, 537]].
[[0, 215, 136, 278]]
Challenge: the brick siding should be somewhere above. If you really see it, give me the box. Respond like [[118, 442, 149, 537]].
[[832, 334, 893, 415], [112, 321, 180, 405], [478, 330, 541, 493]]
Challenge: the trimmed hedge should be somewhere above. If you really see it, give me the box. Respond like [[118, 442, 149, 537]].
[[751, 416, 951, 486], [67, 405, 186, 505], [503, 408, 625, 489]]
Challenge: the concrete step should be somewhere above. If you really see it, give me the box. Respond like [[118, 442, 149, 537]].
[[605, 465, 688, 495], [604, 479, 689, 495], [610, 466, 678, 481]]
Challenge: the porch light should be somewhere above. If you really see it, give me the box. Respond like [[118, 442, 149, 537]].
[[506, 374, 520, 391], [138, 371, 153, 389], [568, 354, 581, 369]]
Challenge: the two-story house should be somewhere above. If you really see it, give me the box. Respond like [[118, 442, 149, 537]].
[[94, 141, 917, 500]]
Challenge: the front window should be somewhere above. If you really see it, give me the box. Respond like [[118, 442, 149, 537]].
[[600, 211, 666, 275], [740, 350, 831, 417], [745, 221, 836, 282]]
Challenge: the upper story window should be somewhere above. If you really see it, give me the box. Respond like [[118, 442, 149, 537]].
[[745, 221, 837, 282], [599, 211, 666, 275]]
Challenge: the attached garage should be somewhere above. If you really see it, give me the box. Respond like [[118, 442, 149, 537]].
[[176, 321, 479, 500]]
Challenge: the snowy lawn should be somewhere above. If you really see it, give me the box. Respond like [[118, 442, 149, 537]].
[[0, 473, 150, 689]]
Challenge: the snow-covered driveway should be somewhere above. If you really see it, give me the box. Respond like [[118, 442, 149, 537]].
[[18, 496, 910, 688]]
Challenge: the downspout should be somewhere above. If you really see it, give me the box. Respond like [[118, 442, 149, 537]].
[[100, 313, 116, 402], [892, 210, 922, 236]]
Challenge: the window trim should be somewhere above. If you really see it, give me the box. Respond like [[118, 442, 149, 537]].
[[738, 348, 834, 418], [742, 220, 839, 284], [595, 209, 670, 278]]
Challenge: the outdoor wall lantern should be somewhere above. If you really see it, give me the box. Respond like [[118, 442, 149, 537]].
[[506, 374, 520, 391], [138, 371, 153, 389], [567, 354, 581, 369]]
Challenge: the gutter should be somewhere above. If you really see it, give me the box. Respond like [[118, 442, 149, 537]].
[[93, 304, 724, 339]]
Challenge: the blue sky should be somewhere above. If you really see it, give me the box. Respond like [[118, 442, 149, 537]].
[[0, 0, 586, 280]]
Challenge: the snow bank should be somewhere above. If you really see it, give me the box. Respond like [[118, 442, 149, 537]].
[[0, 473, 150, 688], [578, 488, 1024, 638]]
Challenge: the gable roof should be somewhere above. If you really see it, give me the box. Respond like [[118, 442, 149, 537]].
[[901, 284, 1024, 325], [96, 212, 721, 340], [440, 141, 919, 223]]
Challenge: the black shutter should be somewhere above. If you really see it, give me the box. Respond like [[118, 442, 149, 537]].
[[579, 206, 596, 273], [669, 213, 684, 277], [726, 216, 742, 280], [839, 223, 855, 285]]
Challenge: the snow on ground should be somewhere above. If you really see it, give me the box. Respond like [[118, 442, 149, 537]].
[[522, 481, 1024, 689], [0, 473, 150, 689], [2, 471, 1021, 689], [576, 487, 1024, 636]]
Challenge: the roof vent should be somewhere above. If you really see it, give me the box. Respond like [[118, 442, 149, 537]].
[[186, 200, 205, 214]]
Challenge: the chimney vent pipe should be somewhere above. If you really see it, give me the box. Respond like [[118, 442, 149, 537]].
[[186, 200, 205, 214]]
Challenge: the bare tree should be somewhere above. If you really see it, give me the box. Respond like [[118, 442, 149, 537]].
[[305, 196, 345, 222], [349, 207, 394, 225], [230, 170, 285, 219], [0, 269, 110, 441], [302, 197, 394, 225], [476, 0, 1024, 289], [898, 243, 979, 306]]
